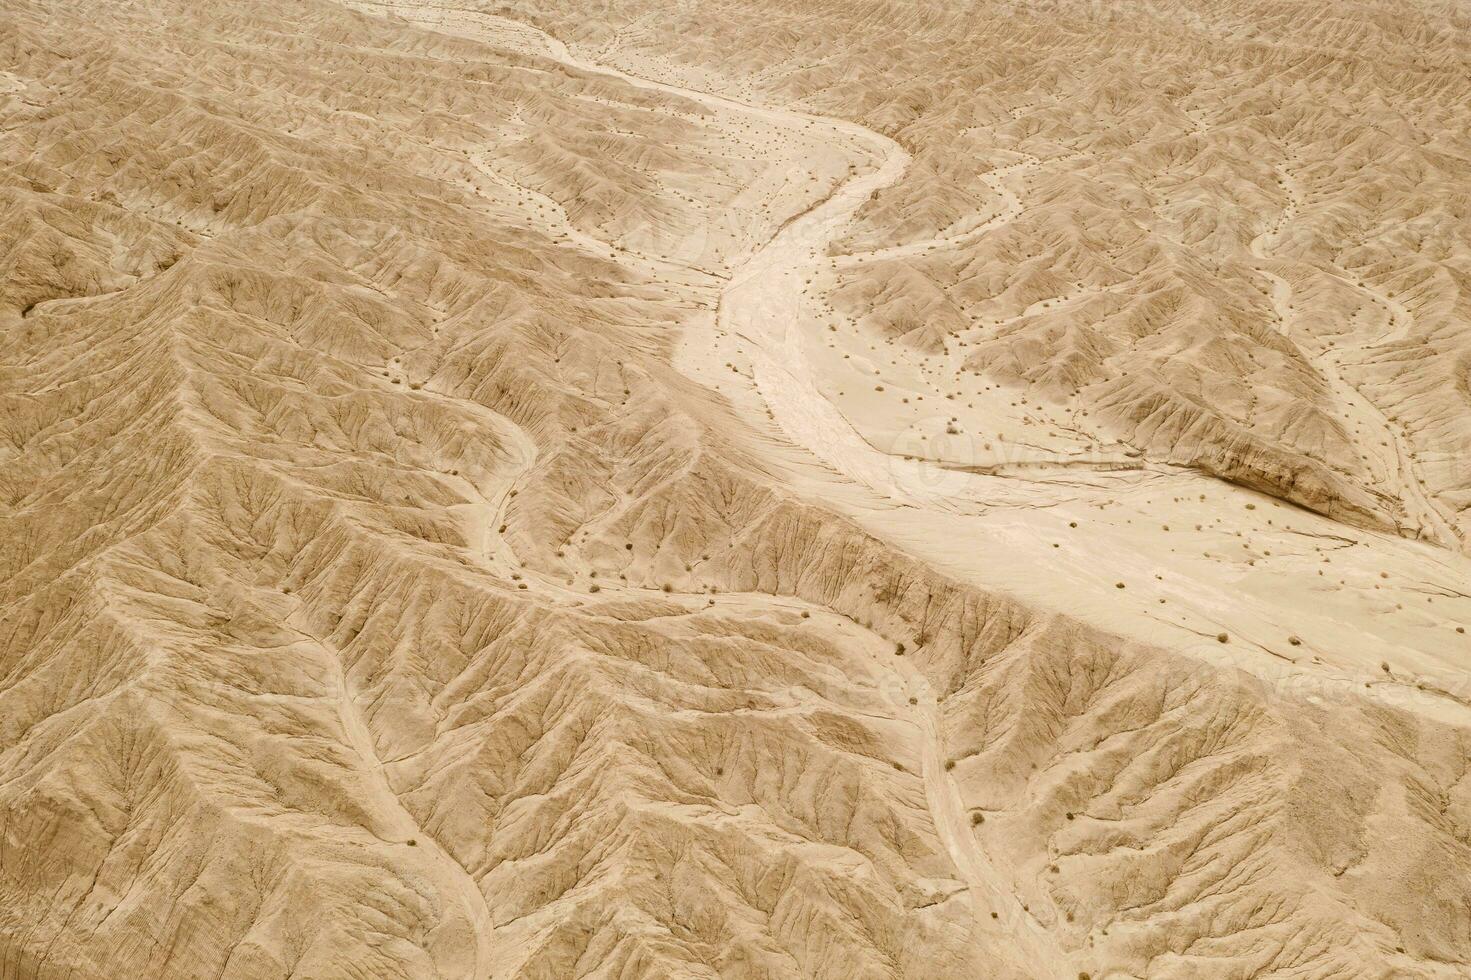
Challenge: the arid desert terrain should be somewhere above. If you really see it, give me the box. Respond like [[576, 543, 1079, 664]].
[[2, 0, 1470, 975]]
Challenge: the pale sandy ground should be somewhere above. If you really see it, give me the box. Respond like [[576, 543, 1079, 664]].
[[363, 1, 1471, 727], [5, 0, 1471, 974], [370, 0, 1471, 963]]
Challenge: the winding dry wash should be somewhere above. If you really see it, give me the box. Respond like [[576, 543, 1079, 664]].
[[3, 0, 1471, 976]]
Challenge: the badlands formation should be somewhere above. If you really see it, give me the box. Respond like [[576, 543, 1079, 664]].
[[2, 0, 1471, 974]]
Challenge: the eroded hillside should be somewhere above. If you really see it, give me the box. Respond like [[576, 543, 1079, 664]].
[[2, 0, 1471, 977], [509, 0, 1471, 547]]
